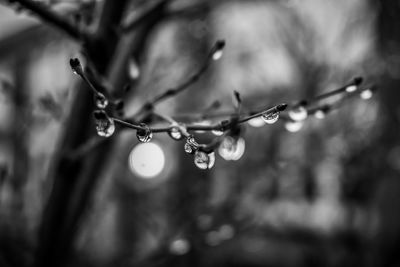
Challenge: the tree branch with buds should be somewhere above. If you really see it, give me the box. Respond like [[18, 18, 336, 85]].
[[69, 40, 377, 169]]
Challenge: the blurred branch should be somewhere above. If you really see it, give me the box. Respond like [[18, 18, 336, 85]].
[[2, 0, 86, 41], [122, 0, 173, 33], [132, 40, 225, 118]]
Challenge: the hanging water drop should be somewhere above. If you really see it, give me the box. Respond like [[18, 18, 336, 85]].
[[218, 136, 245, 161], [285, 121, 303, 133], [248, 117, 265, 128], [288, 105, 308, 121], [184, 135, 199, 154], [360, 89, 373, 100], [136, 123, 153, 143], [94, 93, 108, 109], [194, 151, 215, 170], [93, 110, 115, 137], [230, 137, 245, 161], [261, 112, 279, 124], [169, 126, 183, 140]]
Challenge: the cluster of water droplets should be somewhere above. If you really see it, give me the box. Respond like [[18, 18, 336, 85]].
[[194, 151, 215, 170], [184, 135, 199, 154]]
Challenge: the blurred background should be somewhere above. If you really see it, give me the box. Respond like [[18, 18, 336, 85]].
[[0, 0, 399, 267]]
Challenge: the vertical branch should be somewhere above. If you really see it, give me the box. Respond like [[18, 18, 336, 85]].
[[35, 1, 171, 267]]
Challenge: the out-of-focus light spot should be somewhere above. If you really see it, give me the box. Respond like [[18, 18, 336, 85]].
[[129, 142, 165, 179], [197, 214, 213, 230], [218, 224, 235, 240], [248, 117, 265, 127], [205, 231, 220, 246], [345, 85, 357, 93], [360, 89, 373, 100], [169, 238, 190, 255], [285, 120, 303, 132], [288, 106, 308, 121], [128, 58, 140, 80]]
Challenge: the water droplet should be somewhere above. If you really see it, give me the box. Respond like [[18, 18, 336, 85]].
[[169, 238, 190, 255], [212, 50, 223, 61], [314, 110, 326, 119], [360, 89, 373, 100], [169, 126, 183, 140], [345, 85, 357, 93], [194, 151, 215, 170], [248, 117, 265, 128], [184, 135, 199, 154], [288, 106, 308, 121], [285, 120, 303, 132], [211, 129, 224, 136], [128, 58, 140, 80], [94, 93, 108, 109], [93, 110, 115, 137], [218, 137, 245, 161], [261, 112, 279, 124], [211, 40, 225, 61], [136, 123, 153, 143]]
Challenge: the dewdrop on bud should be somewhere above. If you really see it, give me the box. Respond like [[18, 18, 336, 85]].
[[261, 103, 287, 124], [169, 125, 183, 140], [136, 123, 153, 143], [93, 110, 115, 137], [211, 40, 225, 61], [194, 151, 215, 170], [262, 112, 279, 124], [94, 93, 108, 109], [285, 120, 303, 133], [288, 105, 308, 121], [184, 135, 199, 154], [360, 89, 373, 100]]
